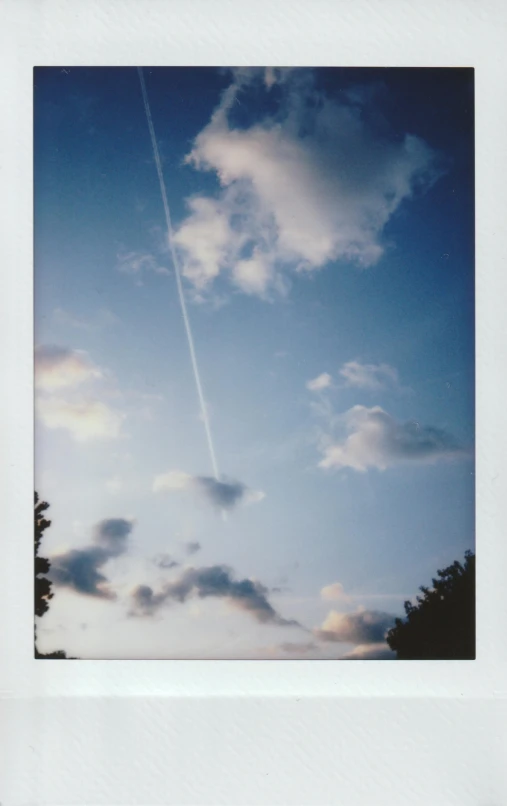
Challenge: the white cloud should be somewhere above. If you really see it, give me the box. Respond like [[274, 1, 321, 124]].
[[231, 250, 274, 296], [174, 69, 440, 297], [153, 469, 265, 511], [35, 345, 102, 390], [320, 582, 349, 602], [153, 470, 192, 492], [242, 487, 266, 506], [173, 196, 243, 289], [318, 405, 465, 472], [306, 372, 332, 392], [36, 397, 124, 442], [339, 360, 399, 390]]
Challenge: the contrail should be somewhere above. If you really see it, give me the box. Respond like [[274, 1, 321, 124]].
[[137, 67, 220, 481]]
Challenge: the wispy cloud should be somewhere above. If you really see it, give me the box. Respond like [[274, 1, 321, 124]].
[[153, 470, 265, 511], [306, 372, 332, 392], [35, 345, 102, 390], [184, 541, 201, 556], [174, 68, 440, 298], [49, 518, 134, 599], [130, 564, 300, 627], [318, 405, 466, 472], [339, 360, 399, 391], [315, 608, 396, 644], [116, 250, 170, 276]]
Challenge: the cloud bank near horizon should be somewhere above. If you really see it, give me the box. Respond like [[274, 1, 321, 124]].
[[341, 642, 396, 660], [315, 608, 396, 645]]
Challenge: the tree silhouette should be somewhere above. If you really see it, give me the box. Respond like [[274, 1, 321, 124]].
[[34, 492, 72, 659], [34, 492, 54, 618], [386, 550, 475, 660]]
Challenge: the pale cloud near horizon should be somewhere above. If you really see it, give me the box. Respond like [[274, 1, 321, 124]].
[[35, 345, 103, 390], [339, 360, 399, 391], [153, 470, 265, 511], [278, 641, 318, 655], [315, 607, 395, 644], [173, 68, 440, 298], [341, 642, 395, 660], [318, 404, 465, 472]]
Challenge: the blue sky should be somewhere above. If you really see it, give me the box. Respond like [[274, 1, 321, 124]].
[[34, 67, 474, 659]]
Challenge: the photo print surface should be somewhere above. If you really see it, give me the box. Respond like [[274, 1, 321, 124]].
[[34, 67, 474, 659]]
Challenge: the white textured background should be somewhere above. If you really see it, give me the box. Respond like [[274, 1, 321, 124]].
[[1, 0, 507, 803]]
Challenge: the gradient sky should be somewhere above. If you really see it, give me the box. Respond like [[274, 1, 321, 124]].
[[34, 67, 474, 659]]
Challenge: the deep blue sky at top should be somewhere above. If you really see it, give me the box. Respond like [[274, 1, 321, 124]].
[[34, 65, 474, 379]]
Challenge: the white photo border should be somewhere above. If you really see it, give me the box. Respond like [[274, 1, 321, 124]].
[[1, 0, 506, 802]]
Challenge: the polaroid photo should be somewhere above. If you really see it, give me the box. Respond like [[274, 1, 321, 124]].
[[32, 63, 475, 663], [1, 1, 506, 804]]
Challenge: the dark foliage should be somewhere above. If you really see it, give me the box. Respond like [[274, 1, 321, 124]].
[[386, 550, 475, 660], [35, 492, 54, 618], [34, 648, 70, 659], [34, 492, 73, 658]]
